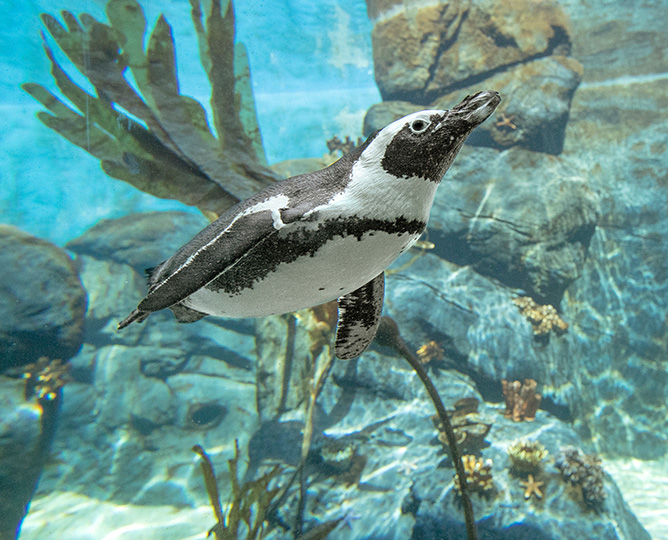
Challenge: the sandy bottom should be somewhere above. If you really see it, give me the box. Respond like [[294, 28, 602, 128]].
[[20, 492, 213, 540], [604, 457, 668, 540], [19, 458, 668, 540]]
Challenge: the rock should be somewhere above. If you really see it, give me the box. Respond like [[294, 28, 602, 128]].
[[65, 211, 209, 272], [0, 226, 87, 371], [434, 56, 583, 154], [367, 0, 468, 102], [365, 56, 583, 154], [76, 255, 145, 343], [409, 411, 650, 540], [31, 336, 257, 510], [564, 78, 668, 154], [425, 145, 599, 305], [367, 0, 571, 103], [559, 124, 668, 458], [559, 0, 668, 83], [306, 351, 650, 540], [93, 345, 177, 431], [0, 378, 58, 540]]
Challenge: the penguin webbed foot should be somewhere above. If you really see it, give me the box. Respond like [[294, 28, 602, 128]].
[[118, 309, 150, 330]]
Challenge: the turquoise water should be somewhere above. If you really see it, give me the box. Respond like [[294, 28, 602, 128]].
[[1, 1, 666, 539]]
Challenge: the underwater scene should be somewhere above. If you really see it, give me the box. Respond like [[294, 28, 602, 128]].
[[1, 0, 667, 538]]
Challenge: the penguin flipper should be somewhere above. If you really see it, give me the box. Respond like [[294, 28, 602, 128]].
[[335, 272, 385, 360], [137, 209, 281, 313], [169, 303, 208, 324]]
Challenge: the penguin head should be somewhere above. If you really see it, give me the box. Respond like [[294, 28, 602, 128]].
[[369, 91, 501, 183]]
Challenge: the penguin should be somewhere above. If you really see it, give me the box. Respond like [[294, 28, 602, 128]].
[[119, 90, 501, 359]]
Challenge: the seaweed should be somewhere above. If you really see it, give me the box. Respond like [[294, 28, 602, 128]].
[[22, 0, 279, 216], [375, 316, 479, 540], [193, 442, 340, 539], [193, 441, 282, 539]]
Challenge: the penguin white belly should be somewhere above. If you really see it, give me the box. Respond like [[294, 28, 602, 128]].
[[182, 228, 420, 318]]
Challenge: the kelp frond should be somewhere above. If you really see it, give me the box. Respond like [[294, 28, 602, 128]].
[[23, 0, 278, 216], [193, 441, 282, 540], [193, 442, 341, 539]]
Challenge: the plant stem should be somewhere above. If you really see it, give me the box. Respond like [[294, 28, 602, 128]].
[[377, 317, 477, 540]]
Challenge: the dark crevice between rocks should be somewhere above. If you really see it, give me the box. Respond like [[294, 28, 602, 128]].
[[421, 24, 572, 104], [421, 7, 470, 101], [428, 226, 581, 307], [332, 370, 406, 401]]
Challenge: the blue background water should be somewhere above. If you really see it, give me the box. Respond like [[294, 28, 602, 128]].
[[1, 0, 379, 244], [1, 0, 667, 539]]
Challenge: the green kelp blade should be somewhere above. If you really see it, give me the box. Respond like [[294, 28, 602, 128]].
[[192, 445, 226, 539], [39, 38, 142, 151], [40, 11, 176, 154], [102, 153, 237, 216], [146, 15, 249, 195], [240, 465, 283, 537], [234, 42, 268, 166], [40, 13, 87, 72], [204, 0, 239, 150], [189, 0, 212, 75], [23, 82, 123, 162], [21, 83, 80, 120], [38, 113, 122, 162], [105, 0, 155, 110]]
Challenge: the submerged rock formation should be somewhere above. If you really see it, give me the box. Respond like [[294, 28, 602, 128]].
[[0, 226, 86, 371], [365, 0, 582, 154]]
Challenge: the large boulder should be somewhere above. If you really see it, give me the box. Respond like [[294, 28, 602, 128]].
[[65, 211, 209, 272], [364, 0, 581, 154], [365, 55, 583, 154], [0, 226, 86, 371], [427, 145, 598, 306], [367, 0, 571, 103]]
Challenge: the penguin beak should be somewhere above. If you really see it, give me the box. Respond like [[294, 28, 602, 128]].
[[463, 91, 502, 124]]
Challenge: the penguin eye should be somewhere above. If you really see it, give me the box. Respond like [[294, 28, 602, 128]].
[[410, 118, 431, 134]]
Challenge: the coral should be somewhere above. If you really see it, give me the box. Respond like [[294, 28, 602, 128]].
[[435, 397, 492, 452], [508, 440, 549, 473], [416, 340, 445, 365], [21, 357, 71, 402], [513, 296, 569, 336], [298, 301, 338, 358], [454, 454, 495, 495], [555, 446, 606, 508], [316, 438, 367, 484], [23, 0, 278, 217], [326, 135, 362, 156], [520, 474, 545, 500], [502, 379, 542, 421]]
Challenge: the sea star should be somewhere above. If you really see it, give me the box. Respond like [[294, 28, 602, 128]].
[[495, 113, 517, 131], [396, 459, 420, 476], [520, 474, 544, 500]]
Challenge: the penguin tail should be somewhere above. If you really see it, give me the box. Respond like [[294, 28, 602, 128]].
[[118, 309, 150, 330]]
